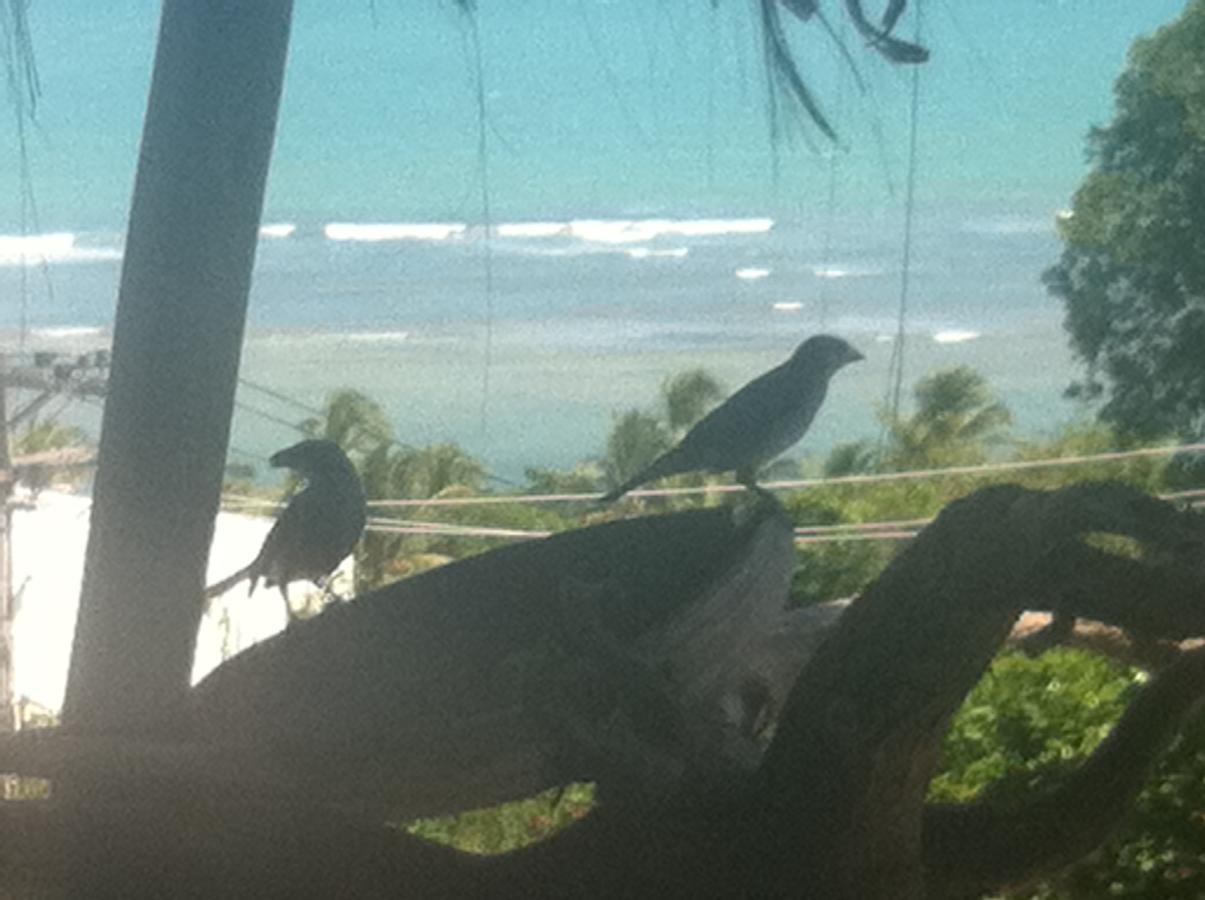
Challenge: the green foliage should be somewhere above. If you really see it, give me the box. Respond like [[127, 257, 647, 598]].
[[604, 409, 670, 490], [1045, 0, 1205, 441], [932, 650, 1139, 806], [661, 368, 724, 437], [790, 537, 893, 608], [12, 417, 90, 491], [405, 783, 595, 855], [934, 651, 1205, 900], [883, 366, 1013, 469], [12, 418, 87, 457], [823, 439, 878, 477], [524, 461, 604, 495], [300, 388, 393, 459]]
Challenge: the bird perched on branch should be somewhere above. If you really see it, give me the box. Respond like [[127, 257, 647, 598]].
[[601, 334, 864, 502], [205, 439, 367, 622]]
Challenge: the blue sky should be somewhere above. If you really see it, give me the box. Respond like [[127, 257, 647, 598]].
[[0, 0, 1191, 230]]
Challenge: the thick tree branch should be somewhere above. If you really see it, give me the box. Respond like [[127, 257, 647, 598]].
[[734, 482, 1205, 899], [2, 483, 1202, 898]]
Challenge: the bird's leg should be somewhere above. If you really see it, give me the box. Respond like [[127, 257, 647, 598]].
[[736, 467, 775, 504], [314, 574, 333, 603], [279, 583, 296, 626]]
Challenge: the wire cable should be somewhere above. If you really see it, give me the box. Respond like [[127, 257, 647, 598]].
[[237, 377, 323, 416]]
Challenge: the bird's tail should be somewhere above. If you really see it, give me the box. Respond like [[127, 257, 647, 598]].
[[600, 448, 686, 503], [203, 561, 257, 603]]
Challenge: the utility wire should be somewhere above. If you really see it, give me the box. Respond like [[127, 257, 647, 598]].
[[197, 441, 1205, 510], [232, 400, 306, 434], [237, 377, 323, 417]]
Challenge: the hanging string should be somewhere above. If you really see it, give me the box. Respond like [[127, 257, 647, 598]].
[[818, 15, 851, 330], [882, 0, 924, 436], [463, 8, 496, 443]]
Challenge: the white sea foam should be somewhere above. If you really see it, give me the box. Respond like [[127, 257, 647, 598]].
[[568, 217, 773, 245], [30, 326, 106, 340], [772, 302, 803, 312], [497, 222, 568, 238], [625, 247, 689, 259], [961, 216, 1053, 236], [933, 329, 981, 344], [0, 232, 122, 267], [736, 267, 771, 281], [813, 265, 879, 280], [324, 222, 466, 242], [260, 223, 296, 239], [342, 330, 411, 344]]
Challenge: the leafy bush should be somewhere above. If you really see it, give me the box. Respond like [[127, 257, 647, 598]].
[[405, 784, 595, 855], [933, 650, 1205, 899]]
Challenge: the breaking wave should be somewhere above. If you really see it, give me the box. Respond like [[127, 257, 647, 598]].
[[933, 329, 981, 344], [324, 222, 467, 242], [260, 223, 297, 239], [736, 267, 771, 281], [0, 232, 122, 267]]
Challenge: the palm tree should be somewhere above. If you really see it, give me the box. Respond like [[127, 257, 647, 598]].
[[301, 389, 393, 461], [885, 367, 1013, 468], [662, 369, 724, 438], [603, 410, 671, 492]]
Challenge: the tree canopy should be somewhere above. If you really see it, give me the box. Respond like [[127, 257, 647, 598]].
[[1045, 0, 1205, 441]]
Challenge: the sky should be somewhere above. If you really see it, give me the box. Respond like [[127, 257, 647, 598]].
[[0, 0, 1191, 232]]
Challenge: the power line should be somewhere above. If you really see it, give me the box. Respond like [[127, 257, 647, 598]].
[[232, 400, 305, 434], [237, 377, 323, 417], [214, 483, 1205, 549], [344, 442, 1205, 508]]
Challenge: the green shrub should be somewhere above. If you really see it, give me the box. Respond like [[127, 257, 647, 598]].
[[933, 650, 1205, 899]]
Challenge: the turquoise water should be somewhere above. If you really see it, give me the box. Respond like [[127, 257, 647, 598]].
[[0, 2, 1188, 479], [0, 213, 1081, 480]]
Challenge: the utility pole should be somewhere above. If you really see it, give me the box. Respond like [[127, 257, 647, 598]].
[[0, 351, 108, 732], [0, 356, 12, 733]]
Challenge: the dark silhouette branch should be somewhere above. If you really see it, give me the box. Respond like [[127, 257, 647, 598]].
[[734, 482, 1205, 899], [2, 483, 1202, 898]]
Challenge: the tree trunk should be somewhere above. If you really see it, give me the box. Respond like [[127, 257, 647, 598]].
[[62, 0, 293, 734]]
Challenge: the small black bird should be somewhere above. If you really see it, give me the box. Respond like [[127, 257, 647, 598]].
[[601, 334, 864, 502], [205, 439, 367, 621]]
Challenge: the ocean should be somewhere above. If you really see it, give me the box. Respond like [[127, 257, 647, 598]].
[[0, 209, 1083, 484], [1, 1, 1187, 484]]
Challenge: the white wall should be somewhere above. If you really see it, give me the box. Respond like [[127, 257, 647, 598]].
[[10, 489, 351, 714]]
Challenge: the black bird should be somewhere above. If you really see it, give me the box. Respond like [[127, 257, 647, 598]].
[[601, 334, 864, 502], [205, 439, 367, 621]]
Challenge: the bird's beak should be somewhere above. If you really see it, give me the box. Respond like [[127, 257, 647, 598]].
[[269, 448, 293, 468], [847, 346, 865, 364]]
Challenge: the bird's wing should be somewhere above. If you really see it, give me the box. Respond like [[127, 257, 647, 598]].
[[675, 363, 818, 470], [257, 484, 365, 587], [600, 364, 814, 502]]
